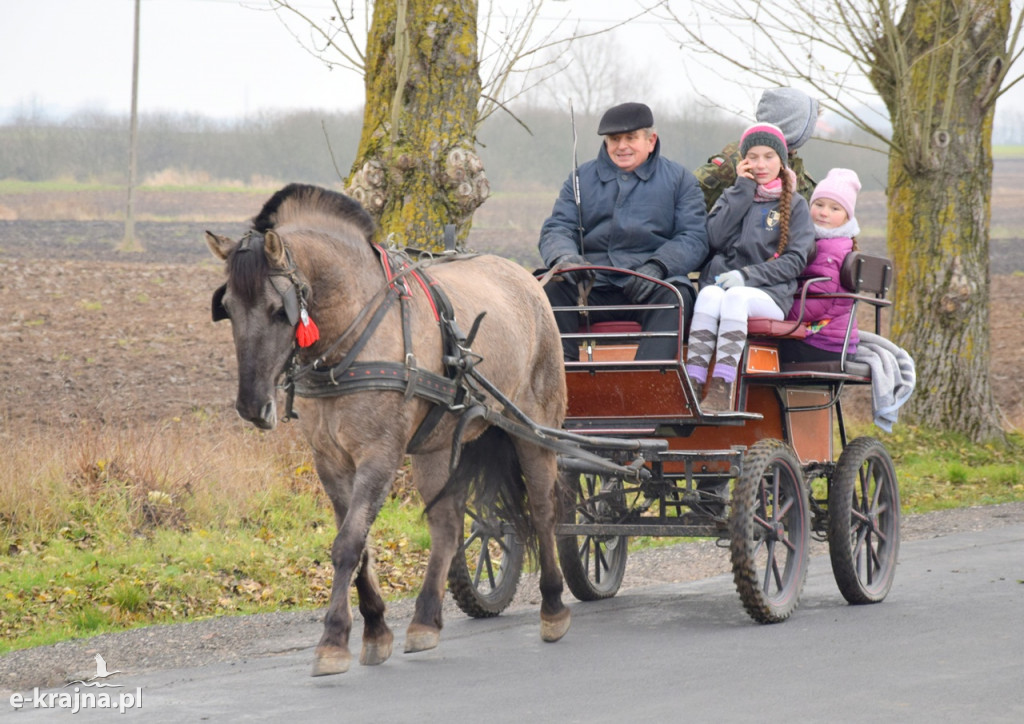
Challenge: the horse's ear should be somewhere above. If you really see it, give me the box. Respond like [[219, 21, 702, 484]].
[[265, 230, 288, 268], [206, 231, 236, 260]]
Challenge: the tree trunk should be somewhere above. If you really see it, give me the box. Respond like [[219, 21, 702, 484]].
[[346, 0, 488, 251], [874, 0, 1008, 442]]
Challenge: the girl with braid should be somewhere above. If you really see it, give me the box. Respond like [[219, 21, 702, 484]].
[[686, 123, 815, 412]]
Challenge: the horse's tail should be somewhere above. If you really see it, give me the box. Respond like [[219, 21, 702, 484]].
[[426, 426, 536, 556]]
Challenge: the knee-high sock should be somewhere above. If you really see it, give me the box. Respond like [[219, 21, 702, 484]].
[[685, 311, 718, 384], [712, 316, 747, 383]]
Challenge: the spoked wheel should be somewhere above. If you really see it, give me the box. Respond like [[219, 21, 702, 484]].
[[557, 472, 628, 600], [828, 436, 900, 604], [730, 439, 810, 623], [447, 500, 524, 618]]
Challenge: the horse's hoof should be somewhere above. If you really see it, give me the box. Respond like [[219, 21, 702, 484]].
[[540, 607, 571, 643], [311, 646, 352, 676], [360, 631, 394, 666], [404, 623, 440, 653]]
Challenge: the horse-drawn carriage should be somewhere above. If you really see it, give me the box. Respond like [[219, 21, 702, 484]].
[[209, 183, 902, 676], [450, 254, 900, 624]]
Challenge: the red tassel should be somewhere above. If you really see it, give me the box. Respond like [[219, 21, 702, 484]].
[[296, 311, 320, 347]]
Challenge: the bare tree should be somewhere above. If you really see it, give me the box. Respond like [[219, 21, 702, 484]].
[[266, 0, 659, 250], [664, 0, 1023, 442], [530, 34, 658, 115]]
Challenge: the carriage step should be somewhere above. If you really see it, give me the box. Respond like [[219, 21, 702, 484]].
[[555, 523, 725, 537], [562, 426, 659, 436]]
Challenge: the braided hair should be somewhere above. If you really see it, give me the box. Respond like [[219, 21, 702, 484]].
[[774, 166, 793, 257]]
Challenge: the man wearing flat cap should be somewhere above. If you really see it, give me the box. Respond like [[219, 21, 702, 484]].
[[539, 101, 708, 361]]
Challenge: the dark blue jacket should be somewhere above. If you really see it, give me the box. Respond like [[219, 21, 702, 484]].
[[538, 139, 708, 287]]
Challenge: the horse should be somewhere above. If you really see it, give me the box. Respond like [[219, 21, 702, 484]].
[[206, 183, 570, 676]]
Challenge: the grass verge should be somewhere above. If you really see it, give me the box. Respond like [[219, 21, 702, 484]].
[[1, 421, 1021, 655]]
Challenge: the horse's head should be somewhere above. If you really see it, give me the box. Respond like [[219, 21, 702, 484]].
[[207, 229, 305, 430]]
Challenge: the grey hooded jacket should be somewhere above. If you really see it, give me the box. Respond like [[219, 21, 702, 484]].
[[538, 139, 708, 287], [700, 176, 815, 315]]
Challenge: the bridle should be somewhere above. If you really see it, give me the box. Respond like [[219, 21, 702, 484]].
[[210, 230, 312, 330], [211, 231, 481, 451]]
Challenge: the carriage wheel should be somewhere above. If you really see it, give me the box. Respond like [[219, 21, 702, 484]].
[[447, 500, 524, 618], [557, 472, 628, 600], [730, 439, 810, 623], [828, 437, 900, 604]]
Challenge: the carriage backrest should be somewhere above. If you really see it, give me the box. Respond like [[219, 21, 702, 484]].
[[839, 252, 892, 298]]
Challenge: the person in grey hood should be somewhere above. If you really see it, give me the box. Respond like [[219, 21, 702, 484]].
[[538, 102, 708, 361], [694, 87, 820, 211]]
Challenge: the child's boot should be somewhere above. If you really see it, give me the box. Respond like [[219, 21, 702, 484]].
[[702, 377, 735, 413]]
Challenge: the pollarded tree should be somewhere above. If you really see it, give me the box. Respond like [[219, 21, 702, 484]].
[[270, 0, 487, 249], [268, 1, 646, 250], [665, 0, 1024, 442], [345, 1, 485, 249]]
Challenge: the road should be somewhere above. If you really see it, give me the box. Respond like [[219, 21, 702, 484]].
[[4, 523, 1022, 723]]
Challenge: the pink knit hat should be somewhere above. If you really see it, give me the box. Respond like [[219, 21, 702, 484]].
[[810, 168, 861, 221], [739, 122, 788, 164]]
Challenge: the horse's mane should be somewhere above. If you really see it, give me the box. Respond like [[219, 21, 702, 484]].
[[226, 184, 377, 304], [251, 183, 376, 241]]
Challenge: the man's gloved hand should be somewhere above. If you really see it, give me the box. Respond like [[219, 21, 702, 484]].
[[555, 254, 595, 286], [715, 269, 745, 290], [623, 261, 666, 304]]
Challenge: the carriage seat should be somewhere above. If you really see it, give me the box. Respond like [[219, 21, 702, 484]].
[[747, 318, 807, 338], [589, 321, 641, 335], [739, 252, 893, 381]]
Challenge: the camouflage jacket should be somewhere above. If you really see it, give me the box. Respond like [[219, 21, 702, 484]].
[[694, 141, 816, 211]]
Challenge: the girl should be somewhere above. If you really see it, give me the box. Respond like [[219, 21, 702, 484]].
[[686, 122, 815, 412], [779, 168, 862, 364]]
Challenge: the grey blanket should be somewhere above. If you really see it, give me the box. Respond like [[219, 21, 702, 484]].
[[852, 331, 917, 432]]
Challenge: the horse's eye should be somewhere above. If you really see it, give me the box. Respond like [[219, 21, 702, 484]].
[[272, 306, 291, 323]]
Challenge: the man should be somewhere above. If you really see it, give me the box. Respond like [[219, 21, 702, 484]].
[[695, 87, 820, 210], [538, 102, 708, 361]]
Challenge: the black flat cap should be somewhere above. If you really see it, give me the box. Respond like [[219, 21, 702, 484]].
[[597, 102, 654, 135]]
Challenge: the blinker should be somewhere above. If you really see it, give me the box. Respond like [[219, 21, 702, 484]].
[[282, 285, 301, 327], [211, 284, 229, 322]]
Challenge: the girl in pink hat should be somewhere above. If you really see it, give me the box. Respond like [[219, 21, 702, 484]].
[[779, 167, 862, 363], [687, 122, 815, 412]]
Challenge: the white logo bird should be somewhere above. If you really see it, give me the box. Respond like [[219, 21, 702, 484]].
[[91, 654, 122, 680], [64, 653, 124, 688]]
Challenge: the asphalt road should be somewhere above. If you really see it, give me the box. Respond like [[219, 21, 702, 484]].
[[4, 523, 1022, 723]]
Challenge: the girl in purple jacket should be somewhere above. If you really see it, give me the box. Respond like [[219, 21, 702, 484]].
[[780, 167, 861, 364]]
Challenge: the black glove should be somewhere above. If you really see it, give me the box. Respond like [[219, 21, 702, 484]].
[[555, 254, 595, 287], [623, 262, 666, 304]]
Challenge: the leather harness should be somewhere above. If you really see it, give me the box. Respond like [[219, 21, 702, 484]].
[[215, 234, 656, 481], [282, 243, 478, 454]]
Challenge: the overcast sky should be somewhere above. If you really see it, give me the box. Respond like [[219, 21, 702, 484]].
[[2, 0, 690, 121], [4, 0, 1024, 131]]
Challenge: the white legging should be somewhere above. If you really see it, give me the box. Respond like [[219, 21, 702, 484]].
[[685, 285, 783, 384]]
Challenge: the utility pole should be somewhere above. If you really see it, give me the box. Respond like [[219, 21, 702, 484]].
[[120, 0, 143, 252]]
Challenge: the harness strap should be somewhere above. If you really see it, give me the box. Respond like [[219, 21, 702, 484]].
[[321, 287, 401, 379], [284, 244, 471, 449], [293, 361, 458, 405]]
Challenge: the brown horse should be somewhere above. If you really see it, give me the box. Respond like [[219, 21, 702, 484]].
[[206, 184, 570, 676]]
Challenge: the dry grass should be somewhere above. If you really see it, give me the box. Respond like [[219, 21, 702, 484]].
[[0, 420, 321, 548], [0, 420, 429, 653]]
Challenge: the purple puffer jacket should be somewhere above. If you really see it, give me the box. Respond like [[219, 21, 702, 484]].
[[786, 235, 858, 354]]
